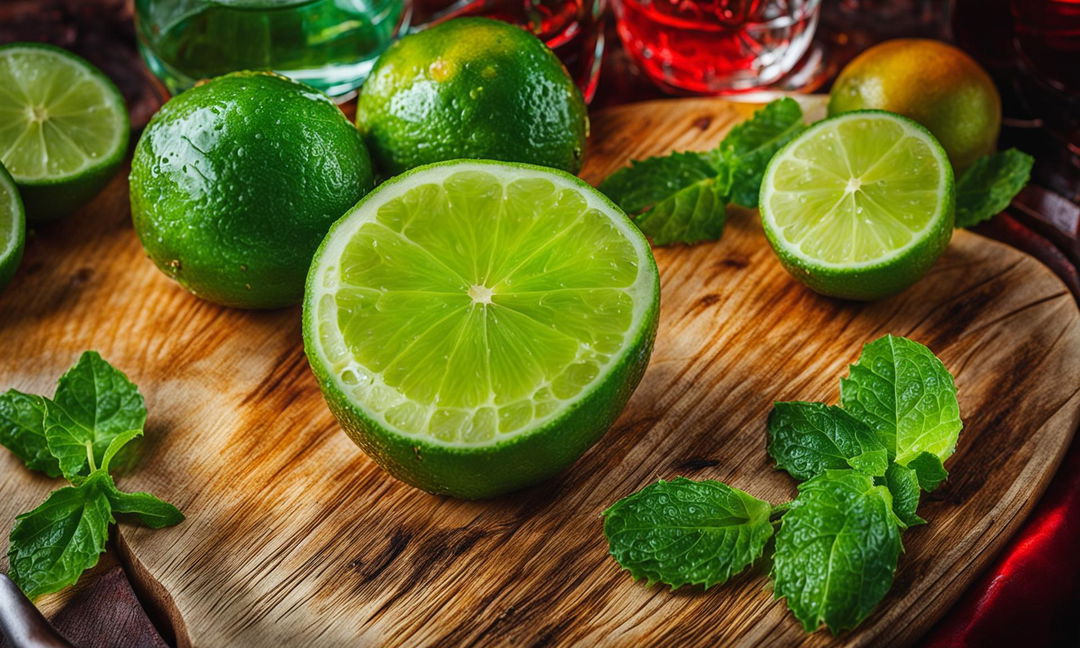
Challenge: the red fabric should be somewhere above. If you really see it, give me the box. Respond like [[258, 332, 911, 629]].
[[924, 436, 1080, 647]]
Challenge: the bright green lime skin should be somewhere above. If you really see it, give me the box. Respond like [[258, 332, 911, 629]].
[[0, 163, 26, 290], [356, 18, 588, 176], [302, 161, 660, 499], [130, 72, 374, 309], [0, 43, 129, 222], [761, 111, 955, 301]]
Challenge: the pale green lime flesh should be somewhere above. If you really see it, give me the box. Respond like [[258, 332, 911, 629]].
[[0, 45, 126, 182], [0, 164, 25, 289], [310, 161, 656, 443], [760, 110, 954, 300], [304, 160, 659, 496]]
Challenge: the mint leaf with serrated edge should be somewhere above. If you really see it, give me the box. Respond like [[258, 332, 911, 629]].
[[603, 477, 773, 589], [767, 401, 888, 481], [840, 335, 962, 469], [711, 97, 806, 207], [599, 152, 730, 245], [955, 149, 1034, 228], [102, 474, 184, 529], [772, 469, 902, 634], [7, 471, 113, 600], [45, 351, 146, 480], [906, 451, 949, 491], [0, 390, 61, 477], [635, 173, 731, 245], [882, 462, 925, 528]]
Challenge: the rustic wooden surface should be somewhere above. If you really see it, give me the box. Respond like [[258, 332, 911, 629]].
[[1, 97, 1079, 647]]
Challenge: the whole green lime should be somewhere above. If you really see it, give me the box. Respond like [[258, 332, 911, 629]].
[[828, 39, 1001, 171], [130, 72, 374, 308], [356, 17, 588, 175]]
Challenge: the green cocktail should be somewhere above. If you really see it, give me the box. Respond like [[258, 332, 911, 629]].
[[135, 0, 410, 98]]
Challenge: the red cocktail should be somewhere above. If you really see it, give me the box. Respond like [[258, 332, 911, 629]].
[[613, 0, 821, 94]]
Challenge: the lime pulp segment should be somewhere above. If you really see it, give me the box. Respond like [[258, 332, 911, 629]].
[[761, 111, 952, 268], [307, 162, 658, 448], [0, 44, 128, 184]]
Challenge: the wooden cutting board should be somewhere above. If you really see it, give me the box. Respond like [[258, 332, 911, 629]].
[[2, 97, 1079, 648]]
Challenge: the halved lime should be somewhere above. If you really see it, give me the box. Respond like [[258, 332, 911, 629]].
[[0, 163, 25, 290], [0, 43, 129, 221], [303, 160, 660, 498], [760, 110, 955, 301]]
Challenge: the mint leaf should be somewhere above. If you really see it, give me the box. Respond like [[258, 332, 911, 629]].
[[102, 475, 184, 529], [711, 97, 805, 207], [599, 152, 730, 245], [603, 477, 773, 589], [45, 352, 146, 479], [635, 174, 730, 245], [772, 470, 902, 633], [7, 471, 113, 600], [599, 152, 718, 214], [906, 451, 948, 491], [883, 463, 925, 528], [840, 335, 962, 467], [955, 149, 1034, 228], [767, 402, 888, 481], [0, 390, 61, 478]]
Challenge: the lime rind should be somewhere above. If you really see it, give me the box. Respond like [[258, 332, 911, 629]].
[[0, 162, 25, 289], [0, 43, 129, 221], [305, 160, 659, 452], [759, 110, 954, 300]]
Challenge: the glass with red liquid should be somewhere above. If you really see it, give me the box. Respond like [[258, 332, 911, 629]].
[[415, 0, 606, 102], [613, 0, 821, 94]]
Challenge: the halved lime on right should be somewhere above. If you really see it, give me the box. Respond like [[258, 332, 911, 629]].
[[0, 162, 25, 290], [0, 43, 129, 221], [760, 110, 955, 300], [304, 160, 660, 499]]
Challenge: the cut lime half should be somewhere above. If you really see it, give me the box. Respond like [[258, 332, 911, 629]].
[[760, 110, 955, 300], [0, 163, 25, 290], [303, 160, 660, 498], [0, 43, 129, 221]]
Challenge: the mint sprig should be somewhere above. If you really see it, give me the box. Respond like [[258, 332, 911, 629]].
[[603, 335, 962, 634], [1, 352, 184, 600], [599, 98, 804, 246], [955, 149, 1034, 228]]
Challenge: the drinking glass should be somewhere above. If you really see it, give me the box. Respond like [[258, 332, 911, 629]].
[[612, 0, 822, 94], [135, 0, 412, 98], [415, 0, 606, 103]]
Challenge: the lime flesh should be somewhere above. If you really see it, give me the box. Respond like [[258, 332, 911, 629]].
[[760, 110, 954, 300], [0, 43, 128, 221], [304, 160, 660, 498], [0, 163, 25, 290]]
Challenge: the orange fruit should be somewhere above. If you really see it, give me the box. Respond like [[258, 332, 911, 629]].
[[828, 39, 1001, 171]]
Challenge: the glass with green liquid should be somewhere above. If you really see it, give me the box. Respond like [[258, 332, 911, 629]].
[[135, 0, 411, 98]]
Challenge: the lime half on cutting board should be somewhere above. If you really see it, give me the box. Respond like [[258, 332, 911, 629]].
[[760, 110, 955, 301], [0, 163, 25, 290], [0, 43, 129, 221], [303, 160, 660, 498]]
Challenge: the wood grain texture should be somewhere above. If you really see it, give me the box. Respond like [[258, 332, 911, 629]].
[[1, 97, 1078, 647]]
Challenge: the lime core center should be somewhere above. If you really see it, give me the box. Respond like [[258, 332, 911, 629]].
[[468, 284, 493, 305]]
